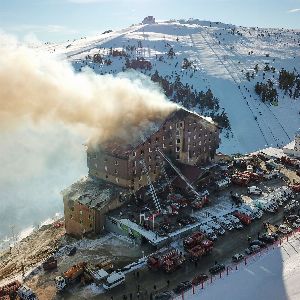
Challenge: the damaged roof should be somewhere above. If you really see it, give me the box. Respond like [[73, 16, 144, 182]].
[[95, 107, 217, 159], [62, 176, 128, 210]]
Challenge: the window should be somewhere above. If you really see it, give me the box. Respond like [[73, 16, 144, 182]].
[[149, 147, 152, 153], [141, 149, 144, 155], [116, 177, 119, 183], [79, 210, 83, 215], [134, 161, 137, 167], [163, 136, 165, 140], [155, 137, 159, 142], [170, 125, 173, 130], [176, 146, 180, 152], [134, 169, 137, 175], [163, 143, 166, 148], [139, 176, 142, 181], [114, 169, 118, 175], [149, 156, 152, 161], [176, 138, 180, 144], [176, 130, 180, 136], [115, 161, 119, 166], [180, 122, 183, 128], [188, 137, 191, 143], [194, 135, 196, 140], [104, 158, 108, 162], [95, 163, 98, 168], [176, 154, 180, 160], [90, 223, 92, 228], [133, 152, 136, 157], [70, 214, 73, 219], [79, 220, 83, 224], [104, 166, 108, 171], [105, 174, 108, 179]]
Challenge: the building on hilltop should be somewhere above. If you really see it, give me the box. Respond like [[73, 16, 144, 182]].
[[87, 107, 220, 191], [142, 16, 156, 25], [283, 129, 300, 158]]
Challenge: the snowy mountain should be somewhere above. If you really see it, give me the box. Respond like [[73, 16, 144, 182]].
[[43, 19, 300, 154]]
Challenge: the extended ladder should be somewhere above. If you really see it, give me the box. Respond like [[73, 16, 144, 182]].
[[156, 149, 202, 200], [140, 159, 162, 212]]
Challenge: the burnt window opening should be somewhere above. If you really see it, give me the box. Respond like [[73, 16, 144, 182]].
[[176, 138, 180, 144]]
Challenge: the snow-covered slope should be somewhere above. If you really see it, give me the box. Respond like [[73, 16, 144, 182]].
[[183, 232, 300, 300], [43, 19, 300, 154]]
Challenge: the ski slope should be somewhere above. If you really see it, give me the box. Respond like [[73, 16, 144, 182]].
[[43, 19, 300, 154]]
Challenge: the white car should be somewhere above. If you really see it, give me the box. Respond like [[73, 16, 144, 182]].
[[247, 186, 262, 195], [232, 253, 244, 262], [277, 224, 293, 234], [292, 219, 300, 229]]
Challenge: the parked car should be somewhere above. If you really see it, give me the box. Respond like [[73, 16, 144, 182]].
[[67, 246, 77, 256], [277, 224, 293, 234], [192, 274, 209, 285], [232, 253, 244, 262], [259, 234, 275, 244], [287, 214, 300, 223], [245, 245, 261, 255], [247, 186, 262, 195], [269, 232, 279, 240], [226, 215, 244, 229], [209, 264, 225, 275], [249, 240, 267, 248], [155, 292, 174, 300], [209, 222, 225, 235], [291, 219, 300, 228], [173, 281, 192, 294]]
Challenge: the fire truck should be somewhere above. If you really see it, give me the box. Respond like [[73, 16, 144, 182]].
[[147, 248, 185, 273], [183, 232, 213, 260]]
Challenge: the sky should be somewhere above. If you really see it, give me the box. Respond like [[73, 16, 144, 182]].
[[0, 0, 300, 42]]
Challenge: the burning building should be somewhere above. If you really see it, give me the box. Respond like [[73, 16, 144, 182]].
[[62, 177, 130, 236], [63, 107, 220, 237], [87, 107, 220, 191]]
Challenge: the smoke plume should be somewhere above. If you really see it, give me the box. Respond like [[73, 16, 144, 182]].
[[0, 34, 177, 144]]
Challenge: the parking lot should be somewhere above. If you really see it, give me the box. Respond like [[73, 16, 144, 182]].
[[58, 171, 300, 300]]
